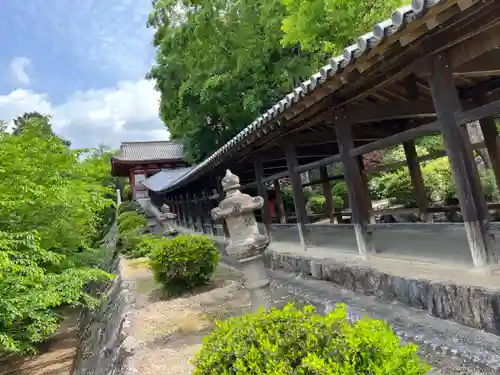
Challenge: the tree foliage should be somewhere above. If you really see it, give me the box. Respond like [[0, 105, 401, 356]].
[[281, 0, 406, 55], [0, 115, 116, 353], [12, 112, 71, 147], [148, 0, 409, 162], [146, 0, 315, 163]]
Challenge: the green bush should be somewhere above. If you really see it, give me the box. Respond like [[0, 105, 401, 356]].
[[331, 181, 348, 207], [370, 169, 417, 208], [422, 157, 456, 204], [130, 233, 162, 258], [149, 234, 220, 294], [308, 194, 343, 214], [118, 200, 143, 216], [116, 211, 148, 256], [480, 169, 499, 202], [193, 303, 429, 375], [117, 211, 147, 234], [282, 185, 313, 214]]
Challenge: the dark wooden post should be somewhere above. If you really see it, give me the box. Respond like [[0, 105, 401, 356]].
[[254, 155, 272, 234], [184, 192, 194, 230], [175, 195, 184, 226], [319, 166, 337, 224], [273, 179, 287, 224], [403, 140, 430, 222], [205, 188, 216, 235], [195, 192, 206, 233], [180, 194, 188, 227], [429, 53, 497, 267], [216, 178, 231, 238], [335, 114, 375, 256], [356, 156, 375, 224], [283, 137, 312, 248]]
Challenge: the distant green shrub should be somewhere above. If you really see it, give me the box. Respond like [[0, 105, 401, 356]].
[[193, 303, 430, 375], [118, 200, 143, 216], [149, 234, 220, 294], [422, 157, 456, 204], [116, 211, 148, 256], [117, 211, 147, 234], [331, 181, 348, 207], [308, 194, 343, 214], [130, 233, 162, 258], [282, 185, 313, 213], [370, 169, 416, 208], [480, 169, 499, 202]]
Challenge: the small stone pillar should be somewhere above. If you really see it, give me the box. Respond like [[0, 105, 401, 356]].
[[160, 204, 178, 238], [116, 189, 122, 206], [211, 169, 272, 311]]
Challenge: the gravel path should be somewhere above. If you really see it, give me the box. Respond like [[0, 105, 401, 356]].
[[121, 258, 250, 375], [121, 258, 497, 375]]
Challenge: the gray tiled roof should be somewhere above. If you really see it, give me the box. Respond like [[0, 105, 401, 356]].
[[140, 167, 194, 192], [114, 140, 184, 162], [161, 0, 457, 191]]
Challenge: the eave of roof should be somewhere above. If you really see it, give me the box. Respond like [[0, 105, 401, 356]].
[[140, 167, 194, 192], [161, 0, 460, 193]]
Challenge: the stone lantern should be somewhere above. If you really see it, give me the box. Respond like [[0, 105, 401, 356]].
[[160, 204, 178, 238], [211, 169, 272, 311]]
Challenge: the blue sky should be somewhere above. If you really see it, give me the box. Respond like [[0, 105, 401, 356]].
[[0, 0, 169, 148]]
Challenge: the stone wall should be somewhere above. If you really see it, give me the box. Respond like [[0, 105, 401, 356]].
[[71, 225, 135, 375], [267, 251, 500, 336]]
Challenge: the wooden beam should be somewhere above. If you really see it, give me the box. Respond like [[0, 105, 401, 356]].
[[350, 98, 500, 157], [335, 114, 375, 257], [453, 48, 500, 77], [254, 154, 272, 234], [274, 180, 287, 224], [429, 52, 497, 267], [283, 137, 312, 248], [403, 140, 430, 222]]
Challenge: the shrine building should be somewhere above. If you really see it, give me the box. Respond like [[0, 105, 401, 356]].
[[110, 140, 191, 201]]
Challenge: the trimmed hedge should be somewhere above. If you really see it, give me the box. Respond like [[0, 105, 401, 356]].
[[193, 303, 429, 375], [149, 234, 220, 294]]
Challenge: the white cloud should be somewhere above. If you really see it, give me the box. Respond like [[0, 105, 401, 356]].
[[9, 57, 31, 85], [0, 79, 170, 149]]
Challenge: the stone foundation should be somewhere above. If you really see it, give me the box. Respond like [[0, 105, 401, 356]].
[[71, 226, 135, 375], [267, 251, 500, 336]]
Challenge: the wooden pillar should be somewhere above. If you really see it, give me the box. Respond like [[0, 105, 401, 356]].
[[195, 192, 206, 233], [283, 138, 312, 248], [216, 178, 231, 238], [335, 115, 375, 256], [319, 166, 337, 224], [429, 53, 497, 267], [179, 194, 187, 228], [175, 195, 184, 226], [403, 140, 430, 222], [357, 156, 375, 224], [273, 179, 287, 224], [254, 155, 272, 234], [205, 188, 216, 235], [478, 106, 500, 194], [189, 192, 197, 231]]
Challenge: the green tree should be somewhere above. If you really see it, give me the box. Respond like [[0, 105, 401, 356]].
[[0, 115, 115, 353], [12, 112, 71, 147], [148, 0, 408, 162], [281, 0, 407, 55], [147, 0, 315, 162]]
